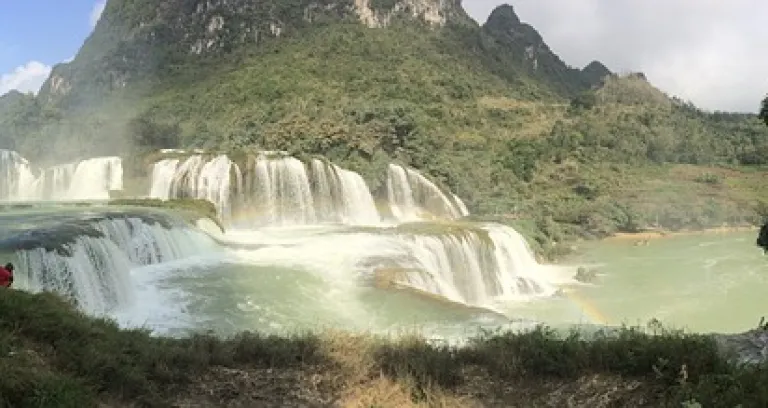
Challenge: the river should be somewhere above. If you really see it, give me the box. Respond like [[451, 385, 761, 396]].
[[508, 230, 767, 334], [2, 149, 765, 341]]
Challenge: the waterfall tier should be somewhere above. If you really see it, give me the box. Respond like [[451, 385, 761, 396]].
[[3, 209, 215, 314], [0, 149, 123, 201], [0, 150, 37, 201], [386, 163, 469, 221], [149, 153, 470, 227], [359, 222, 557, 309], [150, 154, 384, 226]]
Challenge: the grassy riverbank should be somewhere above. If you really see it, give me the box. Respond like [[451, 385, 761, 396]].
[[108, 198, 225, 231], [1, 289, 766, 407]]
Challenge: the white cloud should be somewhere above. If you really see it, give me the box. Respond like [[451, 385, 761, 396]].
[[90, 0, 107, 29], [463, 1, 768, 113], [0, 61, 52, 96]]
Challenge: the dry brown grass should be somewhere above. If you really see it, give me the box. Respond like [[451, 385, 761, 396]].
[[316, 331, 472, 408], [4, 289, 768, 408]]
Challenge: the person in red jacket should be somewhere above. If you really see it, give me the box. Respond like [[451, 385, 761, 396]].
[[0, 263, 14, 288]]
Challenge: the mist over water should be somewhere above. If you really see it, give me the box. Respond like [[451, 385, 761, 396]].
[[0, 148, 761, 340], [0, 150, 122, 201]]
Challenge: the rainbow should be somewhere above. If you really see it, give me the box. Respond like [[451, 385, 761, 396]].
[[562, 289, 610, 326]]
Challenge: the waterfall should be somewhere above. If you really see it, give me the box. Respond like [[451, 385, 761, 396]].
[[386, 164, 469, 221], [452, 193, 470, 217], [66, 157, 123, 200], [12, 214, 216, 314], [34, 164, 77, 200], [368, 222, 555, 308], [0, 149, 37, 201], [246, 155, 317, 225], [151, 155, 237, 217], [0, 151, 123, 201], [17, 236, 135, 314], [149, 159, 180, 199], [150, 153, 381, 227], [305, 158, 380, 225]]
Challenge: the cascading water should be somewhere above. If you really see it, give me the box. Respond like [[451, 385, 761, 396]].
[[11, 213, 217, 315], [144, 152, 563, 314], [0, 150, 123, 201], [66, 157, 123, 200], [18, 236, 136, 314], [0, 149, 37, 201], [150, 153, 381, 226], [246, 155, 317, 225], [305, 158, 380, 225], [0, 147, 565, 337], [364, 222, 557, 309], [33, 163, 77, 200], [152, 155, 237, 217], [149, 159, 180, 199], [386, 163, 469, 221]]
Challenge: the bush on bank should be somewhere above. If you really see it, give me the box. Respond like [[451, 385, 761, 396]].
[[0, 289, 766, 407]]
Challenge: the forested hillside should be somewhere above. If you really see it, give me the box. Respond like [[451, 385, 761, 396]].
[[2, 0, 767, 254]]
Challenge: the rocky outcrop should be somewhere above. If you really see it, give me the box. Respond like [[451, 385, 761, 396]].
[[581, 60, 612, 88], [757, 222, 768, 253], [35, 0, 467, 107], [354, 0, 462, 28], [716, 328, 768, 365], [482, 4, 612, 97]]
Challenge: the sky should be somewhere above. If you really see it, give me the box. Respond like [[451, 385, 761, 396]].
[[0, 0, 766, 113]]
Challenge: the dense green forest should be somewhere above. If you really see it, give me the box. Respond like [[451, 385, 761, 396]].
[[1, 0, 768, 256]]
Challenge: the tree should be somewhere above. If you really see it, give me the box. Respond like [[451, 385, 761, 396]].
[[127, 111, 181, 152], [760, 95, 768, 127]]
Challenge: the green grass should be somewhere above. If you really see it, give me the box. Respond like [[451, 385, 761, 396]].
[[2, 289, 767, 407], [4, 13, 768, 259], [108, 198, 224, 231], [3, 2, 768, 264]]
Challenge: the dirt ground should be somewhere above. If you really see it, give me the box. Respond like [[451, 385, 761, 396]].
[[170, 365, 662, 408]]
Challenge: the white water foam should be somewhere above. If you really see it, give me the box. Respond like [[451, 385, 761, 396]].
[[66, 157, 123, 200], [0, 149, 38, 201], [386, 163, 468, 221], [0, 150, 124, 201], [149, 154, 382, 227], [358, 223, 560, 310], [118, 221, 555, 339], [1, 149, 567, 339], [13, 215, 218, 315]]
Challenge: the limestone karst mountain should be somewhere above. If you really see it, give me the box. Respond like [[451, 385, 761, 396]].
[[2, 0, 767, 243]]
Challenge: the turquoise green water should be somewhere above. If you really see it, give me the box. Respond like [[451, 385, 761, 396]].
[[141, 262, 516, 339], [133, 229, 768, 338], [507, 231, 768, 334], [10, 204, 764, 338]]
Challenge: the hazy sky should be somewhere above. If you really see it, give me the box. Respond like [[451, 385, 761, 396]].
[[464, 1, 768, 113], [0, 1, 104, 95], [1, 1, 766, 113]]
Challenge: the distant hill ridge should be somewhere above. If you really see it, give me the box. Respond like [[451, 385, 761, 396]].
[[2, 0, 768, 245]]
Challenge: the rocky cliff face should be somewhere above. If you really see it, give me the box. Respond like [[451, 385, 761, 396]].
[[354, 0, 463, 28], [581, 60, 612, 87], [37, 0, 348, 104], [482, 4, 610, 96], [36, 0, 468, 106]]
